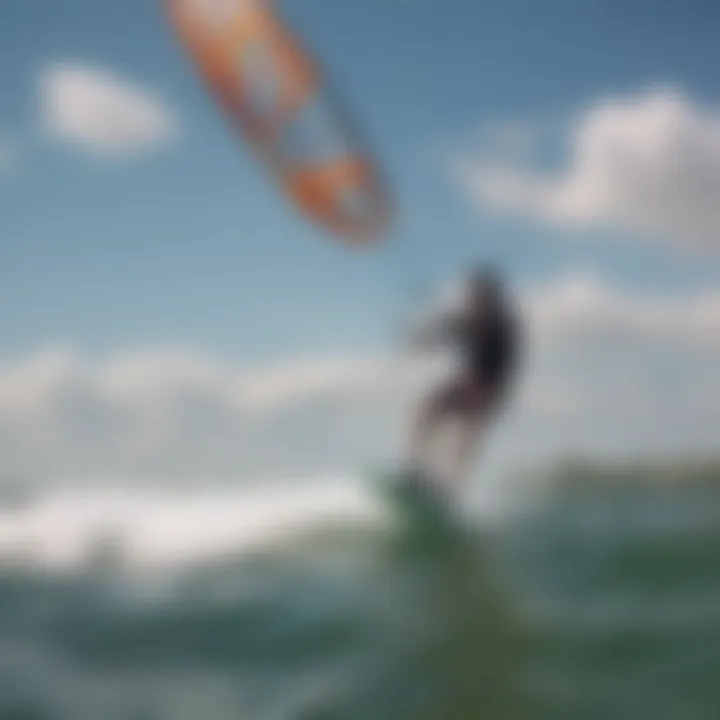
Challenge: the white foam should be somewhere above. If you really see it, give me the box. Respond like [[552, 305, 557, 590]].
[[0, 478, 385, 573]]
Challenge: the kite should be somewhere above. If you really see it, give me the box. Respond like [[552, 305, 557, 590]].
[[167, 0, 392, 242]]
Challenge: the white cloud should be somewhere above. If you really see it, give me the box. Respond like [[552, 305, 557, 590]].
[[420, 269, 720, 352], [41, 62, 178, 158], [1, 276, 719, 481], [526, 272, 720, 351], [0, 349, 414, 482], [459, 88, 720, 247], [505, 273, 720, 461]]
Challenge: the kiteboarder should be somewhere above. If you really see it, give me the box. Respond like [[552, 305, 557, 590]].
[[405, 267, 521, 494]]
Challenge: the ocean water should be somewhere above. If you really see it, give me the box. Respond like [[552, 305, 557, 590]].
[[1, 477, 720, 719]]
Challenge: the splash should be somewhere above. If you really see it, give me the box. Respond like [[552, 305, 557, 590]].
[[0, 477, 386, 573]]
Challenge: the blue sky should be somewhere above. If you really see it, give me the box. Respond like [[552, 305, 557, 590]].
[[2, 0, 718, 358], [2, 0, 720, 480]]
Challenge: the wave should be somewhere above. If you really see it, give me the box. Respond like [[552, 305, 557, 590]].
[[0, 477, 391, 573]]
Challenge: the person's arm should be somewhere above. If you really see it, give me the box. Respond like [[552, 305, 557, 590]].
[[407, 309, 465, 351]]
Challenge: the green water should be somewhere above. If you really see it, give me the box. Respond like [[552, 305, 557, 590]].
[[2, 481, 720, 719]]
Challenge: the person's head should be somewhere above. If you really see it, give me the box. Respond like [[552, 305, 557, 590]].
[[467, 266, 503, 308]]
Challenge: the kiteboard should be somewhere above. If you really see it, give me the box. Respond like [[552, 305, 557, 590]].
[[370, 469, 460, 535]]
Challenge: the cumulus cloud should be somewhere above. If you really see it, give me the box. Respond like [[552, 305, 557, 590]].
[[40, 62, 178, 158], [421, 269, 720, 353], [459, 88, 720, 247], [526, 272, 720, 351], [1, 275, 719, 481], [0, 349, 415, 482]]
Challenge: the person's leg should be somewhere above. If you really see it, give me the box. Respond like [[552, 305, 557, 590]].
[[406, 381, 457, 476], [443, 413, 485, 493], [442, 383, 498, 492], [407, 395, 441, 475]]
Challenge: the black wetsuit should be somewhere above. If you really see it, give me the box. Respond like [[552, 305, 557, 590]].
[[434, 301, 519, 415], [461, 304, 517, 390]]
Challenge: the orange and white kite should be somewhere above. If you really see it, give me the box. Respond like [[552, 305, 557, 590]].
[[167, 0, 392, 243]]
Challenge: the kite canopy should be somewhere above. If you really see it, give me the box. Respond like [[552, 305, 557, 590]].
[[168, 0, 391, 242]]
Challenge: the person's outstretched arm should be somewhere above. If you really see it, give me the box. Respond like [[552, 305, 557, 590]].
[[406, 309, 465, 351]]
